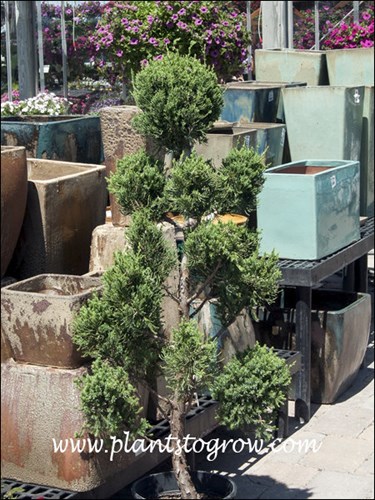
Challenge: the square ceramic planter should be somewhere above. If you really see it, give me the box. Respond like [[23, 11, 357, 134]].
[[326, 48, 374, 86], [1, 115, 103, 164], [9, 158, 107, 279], [282, 86, 364, 162], [1, 274, 103, 368], [254, 49, 329, 85], [253, 288, 371, 404], [257, 160, 360, 260], [234, 122, 286, 167], [194, 123, 257, 169], [220, 82, 282, 123]]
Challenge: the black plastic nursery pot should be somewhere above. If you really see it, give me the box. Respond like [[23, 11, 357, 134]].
[[131, 471, 237, 499]]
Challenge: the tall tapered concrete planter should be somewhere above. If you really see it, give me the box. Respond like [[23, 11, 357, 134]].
[[99, 106, 161, 226], [258, 160, 360, 260], [282, 86, 364, 162], [1, 274, 103, 368], [1, 115, 103, 164], [255, 49, 329, 85], [8, 159, 107, 279], [1, 146, 28, 279]]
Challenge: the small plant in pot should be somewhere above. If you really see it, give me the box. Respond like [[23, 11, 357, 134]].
[[73, 53, 291, 500]]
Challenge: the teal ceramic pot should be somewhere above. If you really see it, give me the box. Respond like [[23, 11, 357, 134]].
[[257, 159, 360, 260]]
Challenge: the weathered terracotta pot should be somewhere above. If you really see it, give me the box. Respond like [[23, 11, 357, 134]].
[[8, 158, 107, 279], [1, 274, 103, 368], [1, 146, 28, 278]]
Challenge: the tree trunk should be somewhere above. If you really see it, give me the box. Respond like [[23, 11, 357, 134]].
[[170, 399, 201, 499]]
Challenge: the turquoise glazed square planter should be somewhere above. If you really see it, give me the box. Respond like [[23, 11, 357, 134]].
[[220, 82, 282, 123], [258, 160, 360, 260]]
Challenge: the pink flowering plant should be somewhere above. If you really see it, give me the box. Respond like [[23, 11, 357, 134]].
[[41, 1, 105, 87], [294, 1, 374, 50], [322, 4, 374, 49], [91, 1, 251, 84]]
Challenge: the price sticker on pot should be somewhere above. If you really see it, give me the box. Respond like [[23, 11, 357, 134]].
[[330, 174, 337, 189], [280, 128, 285, 147], [268, 90, 274, 102]]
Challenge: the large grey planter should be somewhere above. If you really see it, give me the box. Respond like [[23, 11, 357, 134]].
[[254, 288, 371, 404], [8, 158, 107, 279], [1, 115, 103, 164], [194, 123, 257, 169], [360, 87, 374, 217], [255, 49, 329, 85], [325, 47, 374, 86], [282, 86, 364, 162], [257, 160, 360, 260], [1, 274, 102, 368]]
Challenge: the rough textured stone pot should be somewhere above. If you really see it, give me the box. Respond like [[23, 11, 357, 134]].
[[1, 274, 103, 368], [325, 47, 374, 86], [89, 222, 180, 340], [8, 158, 107, 279], [255, 49, 329, 85], [1, 146, 28, 278], [131, 471, 237, 499], [0, 361, 152, 492], [282, 86, 364, 162], [220, 81, 282, 123], [194, 123, 257, 169], [99, 106, 161, 226], [1, 361, 218, 493], [253, 288, 371, 404], [258, 160, 360, 260], [1, 115, 103, 164]]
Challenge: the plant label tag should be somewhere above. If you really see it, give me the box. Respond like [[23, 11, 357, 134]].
[[330, 175, 337, 189], [268, 91, 274, 102], [245, 135, 251, 147]]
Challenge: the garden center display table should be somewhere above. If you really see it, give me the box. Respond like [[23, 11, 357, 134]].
[[278, 217, 374, 422]]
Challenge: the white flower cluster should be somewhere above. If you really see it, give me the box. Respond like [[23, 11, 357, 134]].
[[69, 77, 113, 91], [1, 92, 71, 117]]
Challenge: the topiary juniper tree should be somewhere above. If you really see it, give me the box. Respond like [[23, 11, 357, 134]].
[[73, 54, 291, 500]]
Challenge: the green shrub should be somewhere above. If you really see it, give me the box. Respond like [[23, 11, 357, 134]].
[[132, 52, 224, 157], [212, 342, 292, 441]]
